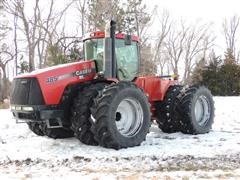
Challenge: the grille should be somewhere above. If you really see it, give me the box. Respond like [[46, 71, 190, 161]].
[[10, 78, 45, 105], [18, 112, 36, 120]]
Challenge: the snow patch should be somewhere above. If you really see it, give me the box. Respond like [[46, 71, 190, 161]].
[[1, 97, 240, 179]]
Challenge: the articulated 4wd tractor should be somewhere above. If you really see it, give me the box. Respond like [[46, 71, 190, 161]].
[[10, 21, 214, 149]]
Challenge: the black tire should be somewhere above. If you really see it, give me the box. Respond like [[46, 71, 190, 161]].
[[71, 83, 107, 145], [27, 122, 44, 136], [40, 85, 81, 139], [90, 82, 151, 149], [155, 85, 182, 133], [41, 124, 74, 139], [177, 85, 214, 134]]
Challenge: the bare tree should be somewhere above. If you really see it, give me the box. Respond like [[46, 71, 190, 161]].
[[0, 46, 14, 80], [13, 8, 18, 75], [124, 0, 154, 48], [156, 50, 170, 75], [165, 21, 187, 76], [0, 0, 13, 100], [223, 15, 240, 63], [164, 20, 214, 83], [0, 45, 14, 100], [36, 0, 74, 68], [182, 23, 215, 83], [4, 0, 41, 71], [153, 10, 171, 75], [75, 0, 88, 35], [3, 0, 74, 71], [139, 43, 156, 75]]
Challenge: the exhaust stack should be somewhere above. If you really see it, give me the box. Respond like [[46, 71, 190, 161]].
[[103, 20, 116, 79]]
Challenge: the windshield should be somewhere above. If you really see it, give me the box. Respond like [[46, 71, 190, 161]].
[[84, 38, 138, 81]]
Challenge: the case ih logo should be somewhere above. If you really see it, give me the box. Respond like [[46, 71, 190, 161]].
[[75, 68, 93, 79]]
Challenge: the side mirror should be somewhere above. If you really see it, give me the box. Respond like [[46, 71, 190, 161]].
[[125, 34, 132, 45]]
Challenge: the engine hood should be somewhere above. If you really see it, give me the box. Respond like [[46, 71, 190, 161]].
[[13, 60, 96, 105], [16, 61, 95, 78]]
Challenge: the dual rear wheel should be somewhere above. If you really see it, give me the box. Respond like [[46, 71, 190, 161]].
[[156, 85, 214, 134]]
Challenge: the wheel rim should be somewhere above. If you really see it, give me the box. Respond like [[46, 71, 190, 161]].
[[194, 95, 211, 126], [115, 98, 144, 137]]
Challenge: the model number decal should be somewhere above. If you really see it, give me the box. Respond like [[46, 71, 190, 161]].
[[46, 76, 58, 83], [46, 68, 95, 83]]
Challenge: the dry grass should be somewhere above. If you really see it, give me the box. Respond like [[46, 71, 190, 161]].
[[0, 99, 10, 109]]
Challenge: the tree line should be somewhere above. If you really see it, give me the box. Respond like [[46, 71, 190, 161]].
[[0, 0, 240, 103]]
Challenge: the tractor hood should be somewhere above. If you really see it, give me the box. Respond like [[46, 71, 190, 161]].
[[12, 60, 96, 105], [16, 61, 96, 79]]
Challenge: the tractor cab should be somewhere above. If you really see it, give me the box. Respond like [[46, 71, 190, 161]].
[[82, 31, 140, 81]]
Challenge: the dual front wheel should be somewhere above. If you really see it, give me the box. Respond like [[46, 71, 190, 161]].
[[71, 82, 151, 149]]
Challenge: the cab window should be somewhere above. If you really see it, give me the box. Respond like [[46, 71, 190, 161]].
[[84, 39, 104, 70], [115, 39, 138, 80], [84, 38, 139, 80]]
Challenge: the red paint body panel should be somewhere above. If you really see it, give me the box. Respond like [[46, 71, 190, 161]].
[[135, 76, 177, 113], [15, 61, 96, 105], [135, 76, 177, 101]]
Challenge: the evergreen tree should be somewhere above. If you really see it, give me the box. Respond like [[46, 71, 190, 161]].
[[224, 48, 235, 64], [88, 0, 125, 31], [219, 50, 240, 95], [191, 58, 206, 85], [191, 50, 240, 96], [201, 57, 222, 95], [46, 42, 81, 67], [46, 44, 68, 66]]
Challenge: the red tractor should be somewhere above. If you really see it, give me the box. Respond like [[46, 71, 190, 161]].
[[10, 21, 214, 149]]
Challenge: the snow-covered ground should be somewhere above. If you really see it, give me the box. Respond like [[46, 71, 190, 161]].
[[1, 97, 240, 179]]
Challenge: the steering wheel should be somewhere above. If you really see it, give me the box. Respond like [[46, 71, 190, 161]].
[[118, 66, 131, 80]]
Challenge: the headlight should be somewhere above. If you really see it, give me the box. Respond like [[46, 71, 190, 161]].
[[10, 105, 16, 110], [22, 106, 34, 111], [15, 106, 21, 111]]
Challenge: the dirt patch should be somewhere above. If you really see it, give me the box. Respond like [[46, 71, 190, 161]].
[[1, 153, 240, 172]]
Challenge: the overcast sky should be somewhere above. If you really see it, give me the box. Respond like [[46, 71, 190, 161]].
[[21, 0, 240, 50], [143, 0, 240, 52], [146, 0, 240, 20]]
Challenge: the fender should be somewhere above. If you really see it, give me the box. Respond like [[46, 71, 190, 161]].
[[135, 76, 177, 102], [134, 76, 177, 114]]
